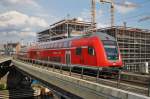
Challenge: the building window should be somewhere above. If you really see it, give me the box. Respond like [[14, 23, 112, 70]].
[[88, 47, 95, 56], [76, 47, 82, 55]]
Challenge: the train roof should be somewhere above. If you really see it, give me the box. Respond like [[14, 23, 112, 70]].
[[91, 32, 115, 41], [39, 32, 115, 44], [29, 32, 116, 50]]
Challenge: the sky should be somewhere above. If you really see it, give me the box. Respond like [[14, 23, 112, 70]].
[[0, 0, 149, 43]]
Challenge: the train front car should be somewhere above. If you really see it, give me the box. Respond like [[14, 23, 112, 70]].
[[93, 32, 123, 69]]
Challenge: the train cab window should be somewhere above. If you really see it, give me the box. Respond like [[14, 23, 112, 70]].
[[76, 47, 82, 55], [88, 47, 95, 56]]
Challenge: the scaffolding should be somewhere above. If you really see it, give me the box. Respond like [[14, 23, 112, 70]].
[[37, 18, 92, 42], [99, 26, 150, 73]]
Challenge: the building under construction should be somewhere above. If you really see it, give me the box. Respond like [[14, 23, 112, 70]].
[[99, 26, 150, 72], [37, 18, 92, 42]]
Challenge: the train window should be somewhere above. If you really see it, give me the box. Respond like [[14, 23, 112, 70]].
[[46, 44, 48, 48], [47, 44, 49, 48], [46, 44, 48, 49], [56, 43, 58, 48], [58, 43, 60, 48], [44, 44, 46, 49], [102, 40, 116, 46], [53, 43, 56, 48], [58, 42, 62, 48], [48, 44, 51, 48], [76, 47, 82, 55], [56, 43, 59, 48], [88, 47, 95, 56], [50, 44, 53, 48], [49, 44, 51, 48], [63, 41, 68, 48], [51, 43, 54, 48]]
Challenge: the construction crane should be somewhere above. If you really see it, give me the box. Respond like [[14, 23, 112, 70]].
[[91, 0, 96, 29], [99, 0, 139, 27], [99, 0, 115, 27]]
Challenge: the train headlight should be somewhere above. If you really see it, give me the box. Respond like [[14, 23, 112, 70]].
[[113, 62, 116, 65]]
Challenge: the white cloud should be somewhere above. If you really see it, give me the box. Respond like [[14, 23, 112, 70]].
[[1, 0, 39, 7], [20, 31, 36, 37], [29, 17, 48, 28], [0, 11, 48, 42], [80, 8, 103, 22], [22, 28, 31, 32], [0, 11, 48, 31], [80, 9, 91, 22], [97, 23, 109, 28], [0, 11, 28, 28], [79, 8, 107, 28], [96, 0, 112, 3], [97, 0, 136, 14], [77, 17, 84, 21], [115, 1, 136, 14], [97, 10, 103, 16]]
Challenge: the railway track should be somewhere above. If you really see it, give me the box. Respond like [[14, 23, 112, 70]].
[[16, 58, 150, 96]]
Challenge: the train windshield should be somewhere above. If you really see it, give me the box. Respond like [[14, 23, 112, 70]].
[[102, 40, 119, 60]]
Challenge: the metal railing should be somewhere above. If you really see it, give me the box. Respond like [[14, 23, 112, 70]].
[[16, 56, 105, 81]]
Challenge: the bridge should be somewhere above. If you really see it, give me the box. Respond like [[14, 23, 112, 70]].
[[0, 57, 150, 99]]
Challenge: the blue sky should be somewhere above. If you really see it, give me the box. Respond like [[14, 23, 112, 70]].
[[0, 0, 149, 43]]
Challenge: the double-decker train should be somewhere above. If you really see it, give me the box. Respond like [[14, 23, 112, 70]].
[[19, 32, 123, 70]]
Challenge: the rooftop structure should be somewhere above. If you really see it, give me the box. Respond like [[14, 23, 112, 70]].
[[4, 42, 21, 55], [37, 18, 92, 42], [99, 26, 150, 72]]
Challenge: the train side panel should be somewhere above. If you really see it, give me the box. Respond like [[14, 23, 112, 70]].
[[71, 37, 97, 66]]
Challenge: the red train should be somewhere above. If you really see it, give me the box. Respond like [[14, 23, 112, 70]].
[[20, 32, 123, 69]]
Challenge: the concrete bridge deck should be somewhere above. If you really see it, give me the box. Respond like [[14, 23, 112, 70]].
[[0, 57, 11, 63], [12, 59, 150, 99]]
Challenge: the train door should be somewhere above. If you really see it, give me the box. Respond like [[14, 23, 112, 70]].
[[65, 50, 71, 64], [75, 47, 82, 65], [75, 47, 87, 65], [81, 47, 88, 65]]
